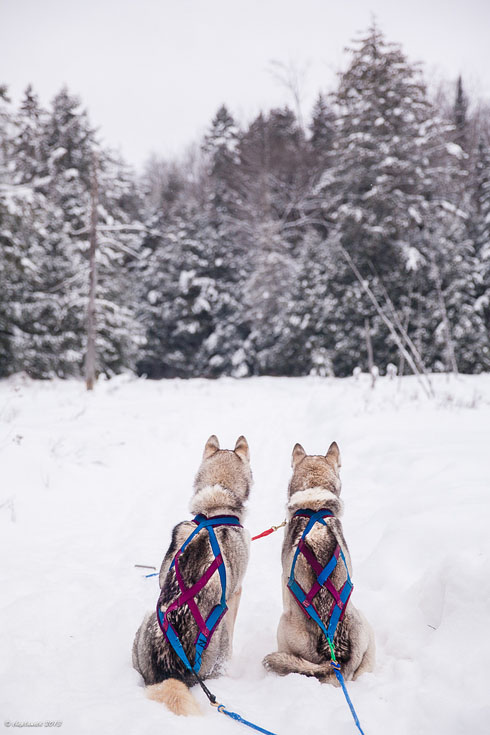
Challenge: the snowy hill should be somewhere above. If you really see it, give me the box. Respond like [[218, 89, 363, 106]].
[[1, 374, 489, 735]]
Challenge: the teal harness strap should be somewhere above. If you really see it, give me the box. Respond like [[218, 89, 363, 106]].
[[156, 514, 241, 673], [156, 515, 278, 734], [288, 509, 365, 735]]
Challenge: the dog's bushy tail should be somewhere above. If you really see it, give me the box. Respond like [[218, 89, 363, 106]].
[[263, 652, 338, 684], [146, 679, 202, 716]]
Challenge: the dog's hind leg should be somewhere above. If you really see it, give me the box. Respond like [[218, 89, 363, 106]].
[[352, 617, 376, 680], [263, 651, 333, 680], [132, 611, 153, 681], [225, 587, 242, 656]]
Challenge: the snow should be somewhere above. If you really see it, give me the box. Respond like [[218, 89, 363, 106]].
[[50, 147, 67, 162], [445, 143, 467, 161], [1, 373, 490, 735], [401, 242, 424, 271], [408, 206, 422, 226]]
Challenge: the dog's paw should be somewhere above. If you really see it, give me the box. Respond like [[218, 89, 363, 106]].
[[262, 653, 276, 671], [262, 652, 291, 676]]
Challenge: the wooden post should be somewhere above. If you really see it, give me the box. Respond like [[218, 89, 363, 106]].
[[431, 254, 459, 374], [85, 153, 98, 391], [364, 318, 376, 388]]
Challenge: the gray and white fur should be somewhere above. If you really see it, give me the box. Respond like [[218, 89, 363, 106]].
[[132, 435, 251, 715], [263, 441, 375, 684]]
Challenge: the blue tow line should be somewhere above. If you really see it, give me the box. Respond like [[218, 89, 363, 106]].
[[153, 514, 277, 735], [288, 509, 366, 735], [191, 664, 277, 734], [146, 510, 365, 735], [331, 662, 365, 735], [217, 704, 276, 734]]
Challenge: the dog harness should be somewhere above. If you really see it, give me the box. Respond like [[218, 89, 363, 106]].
[[287, 508, 353, 640], [156, 513, 242, 674], [288, 508, 364, 735]]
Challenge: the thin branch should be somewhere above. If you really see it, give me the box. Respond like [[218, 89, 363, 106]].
[[335, 240, 434, 398], [71, 223, 147, 236], [369, 264, 434, 389]]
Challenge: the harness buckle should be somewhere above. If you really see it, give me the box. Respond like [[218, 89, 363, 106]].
[[272, 520, 287, 532]]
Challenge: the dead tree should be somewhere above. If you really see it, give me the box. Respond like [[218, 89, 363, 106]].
[[372, 271, 434, 391], [85, 153, 98, 391], [337, 241, 434, 398], [364, 318, 377, 388], [268, 59, 308, 133], [430, 253, 459, 374]]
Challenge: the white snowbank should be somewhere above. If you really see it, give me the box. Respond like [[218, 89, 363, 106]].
[[1, 373, 489, 734]]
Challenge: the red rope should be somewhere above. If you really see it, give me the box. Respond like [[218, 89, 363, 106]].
[[251, 520, 286, 541]]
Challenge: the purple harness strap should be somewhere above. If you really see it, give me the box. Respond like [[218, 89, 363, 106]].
[[289, 510, 352, 626], [157, 514, 242, 674], [288, 509, 364, 735], [168, 549, 224, 636], [299, 541, 343, 609]]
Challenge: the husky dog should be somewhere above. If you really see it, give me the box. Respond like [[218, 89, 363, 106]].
[[263, 441, 375, 683], [133, 435, 251, 716]]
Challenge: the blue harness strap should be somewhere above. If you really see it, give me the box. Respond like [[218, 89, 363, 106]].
[[156, 515, 278, 735], [287, 509, 365, 735], [156, 514, 242, 674]]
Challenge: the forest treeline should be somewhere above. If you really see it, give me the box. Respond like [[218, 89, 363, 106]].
[[1, 25, 489, 380]]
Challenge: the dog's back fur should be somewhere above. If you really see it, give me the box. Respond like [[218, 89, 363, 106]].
[[263, 442, 375, 684], [133, 435, 251, 715]]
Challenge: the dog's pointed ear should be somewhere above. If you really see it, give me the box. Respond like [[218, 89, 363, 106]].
[[234, 435, 250, 461], [203, 435, 220, 459], [326, 441, 341, 469], [292, 443, 306, 468]]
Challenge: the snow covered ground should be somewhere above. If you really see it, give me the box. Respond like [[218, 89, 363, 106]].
[[1, 373, 489, 735]]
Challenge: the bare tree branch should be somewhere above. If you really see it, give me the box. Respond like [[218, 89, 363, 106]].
[[334, 239, 435, 397]]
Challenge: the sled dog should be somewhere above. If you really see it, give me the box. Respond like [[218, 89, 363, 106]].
[[132, 435, 251, 716], [263, 441, 375, 684]]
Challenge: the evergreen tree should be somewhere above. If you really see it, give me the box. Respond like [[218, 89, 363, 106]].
[[453, 76, 468, 151], [0, 86, 19, 376], [12, 86, 47, 184], [202, 105, 241, 218], [201, 106, 250, 374], [89, 151, 146, 376], [137, 206, 247, 378], [2, 31, 489, 382], [4, 87, 144, 378], [317, 23, 442, 373], [467, 137, 490, 368], [281, 228, 337, 376], [139, 107, 250, 379], [237, 107, 309, 373], [142, 155, 187, 215], [0, 87, 83, 377], [309, 93, 336, 172], [421, 201, 487, 372]]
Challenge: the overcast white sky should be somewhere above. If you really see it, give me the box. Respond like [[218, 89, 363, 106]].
[[1, 0, 489, 169]]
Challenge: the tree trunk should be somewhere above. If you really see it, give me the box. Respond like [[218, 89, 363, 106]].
[[85, 153, 98, 391], [364, 318, 376, 388], [431, 254, 459, 374], [337, 240, 434, 398], [375, 275, 433, 390]]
